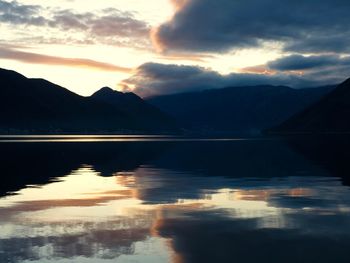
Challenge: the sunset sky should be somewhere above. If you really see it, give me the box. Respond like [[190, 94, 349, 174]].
[[1, 0, 350, 97]]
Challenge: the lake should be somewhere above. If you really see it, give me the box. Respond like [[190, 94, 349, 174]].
[[0, 135, 350, 263]]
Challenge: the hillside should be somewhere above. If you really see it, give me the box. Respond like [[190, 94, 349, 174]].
[[91, 87, 177, 131], [0, 68, 176, 133], [270, 78, 350, 133], [147, 85, 334, 134]]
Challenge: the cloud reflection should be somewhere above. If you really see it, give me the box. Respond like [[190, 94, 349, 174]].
[[1, 139, 350, 262]]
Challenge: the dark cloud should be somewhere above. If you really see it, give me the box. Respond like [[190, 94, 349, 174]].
[[153, 0, 350, 53], [285, 34, 350, 53], [268, 55, 350, 71], [120, 62, 323, 97], [121, 58, 350, 97], [266, 54, 350, 85]]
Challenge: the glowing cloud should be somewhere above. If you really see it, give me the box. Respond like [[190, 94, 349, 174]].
[[0, 47, 132, 73]]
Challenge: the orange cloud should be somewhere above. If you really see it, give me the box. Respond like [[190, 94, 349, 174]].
[[150, 26, 166, 53], [170, 0, 188, 10], [150, 0, 190, 54], [157, 52, 214, 63], [0, 47, 132, 73], [239, 65, 277, 75], [240, 64, 307, 77]]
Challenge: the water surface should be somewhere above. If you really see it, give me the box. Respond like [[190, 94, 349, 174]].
[[0, 136, 350, 263]]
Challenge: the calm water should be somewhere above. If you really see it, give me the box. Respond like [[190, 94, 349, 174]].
[[1, 136, 350, 263]]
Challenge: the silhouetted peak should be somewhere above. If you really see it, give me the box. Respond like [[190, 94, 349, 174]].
[[320, 77, 350, 98], [93, 86, 119, 95], [0, 67, 178, 133], [0, 67, 27, 80], [269, 76, 350, 133], [92, 87, 141, 100], [338, 77, 350, 87]]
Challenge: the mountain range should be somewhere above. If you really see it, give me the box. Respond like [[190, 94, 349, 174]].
[[0, 68, 177, 134], [91, 87, 176, 131], [2, 67, 349, 135], [147, 85, 334, 134], [270, 78, 350, 134]]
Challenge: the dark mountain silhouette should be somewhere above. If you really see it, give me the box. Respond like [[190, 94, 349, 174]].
[[91, 87, 177, 131], [147, 85, 334, 134], [269, 78, 350, 133], [0, 68, 177, 133]]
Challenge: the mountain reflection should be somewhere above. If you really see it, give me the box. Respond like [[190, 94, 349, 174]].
[[1, 138, 350, 263]]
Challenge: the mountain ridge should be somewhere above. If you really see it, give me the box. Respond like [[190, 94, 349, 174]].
[[268, 77, 350, 134], [91, 86, 178, 131], [0, 68, 177, 134], [1, 67, 343, 135], [147, 84, 335, 134]]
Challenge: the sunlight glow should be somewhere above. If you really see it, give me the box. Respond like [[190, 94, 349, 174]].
[[0, 0, 287, 95]]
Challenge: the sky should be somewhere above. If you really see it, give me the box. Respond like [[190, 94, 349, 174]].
[[1, 0, 350, 97]]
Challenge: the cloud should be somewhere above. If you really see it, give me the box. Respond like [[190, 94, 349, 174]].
[[268, 55, 350, 71], [120, 62, 323, 97], [155, 52, 214, 63], [266, 54, 350, 85], [0, 0, 45, 25], [50, 8, 150, 38], [285, 34, 350, 54], [152, 0, 350, 53], [0, 1, 151, 48], [0, 46, 132, 72]]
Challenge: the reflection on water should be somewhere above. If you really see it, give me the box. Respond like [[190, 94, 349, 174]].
[[1, 137, 350, 263], [0, 135, 244, 143]]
